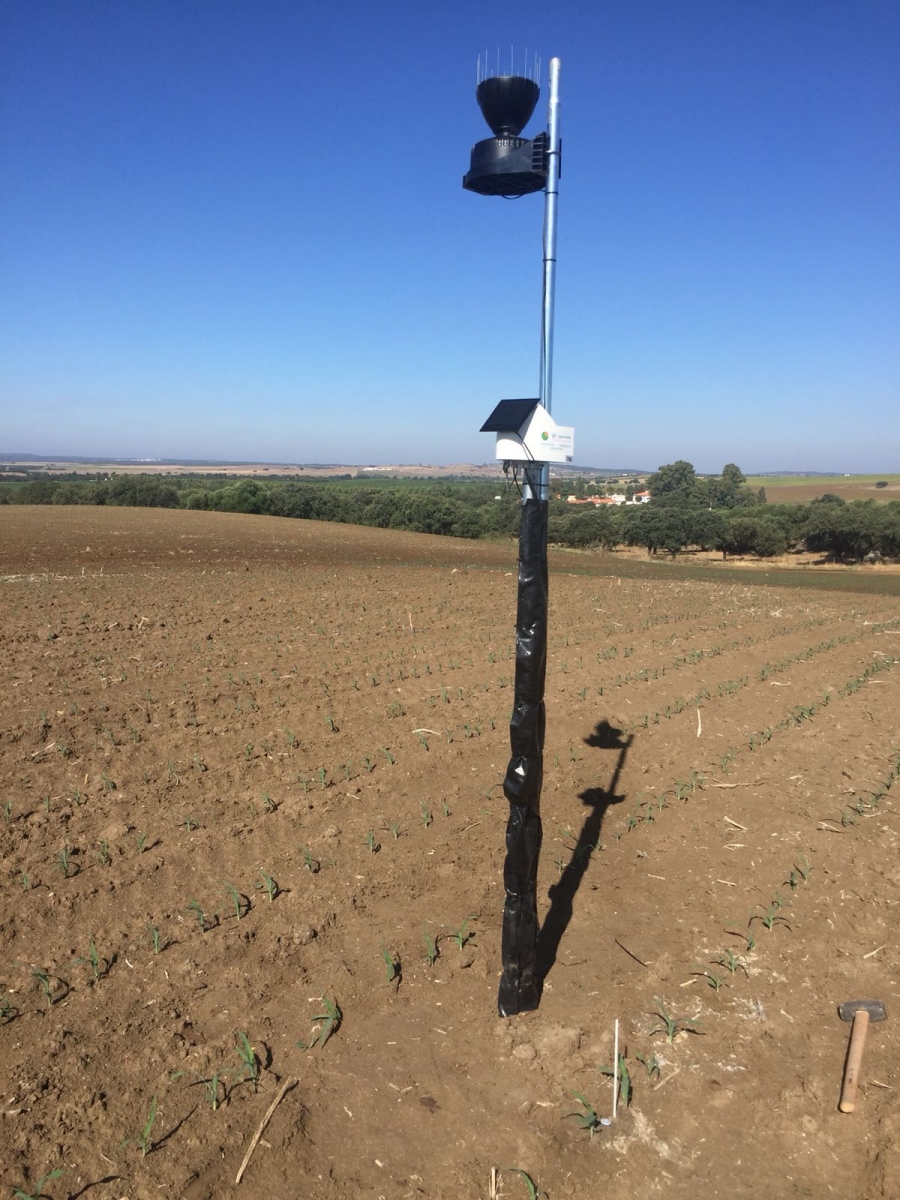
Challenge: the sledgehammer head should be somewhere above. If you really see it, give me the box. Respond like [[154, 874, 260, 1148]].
[[839, 999, 886, 1023]]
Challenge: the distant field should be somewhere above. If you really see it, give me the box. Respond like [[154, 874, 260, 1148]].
[[746, 473, 900, 504]]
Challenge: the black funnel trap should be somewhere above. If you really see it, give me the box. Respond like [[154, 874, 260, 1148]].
[[463, 73, 548, 197], [476, 75, 540, 137]]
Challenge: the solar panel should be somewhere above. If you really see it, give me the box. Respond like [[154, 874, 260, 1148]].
[[480, 398, 540, 433]]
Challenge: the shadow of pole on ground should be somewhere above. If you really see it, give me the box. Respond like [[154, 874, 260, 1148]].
[[535, 721, 632, 985]]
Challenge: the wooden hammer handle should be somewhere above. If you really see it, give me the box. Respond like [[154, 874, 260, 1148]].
[[839, 1009, 871, 1113]]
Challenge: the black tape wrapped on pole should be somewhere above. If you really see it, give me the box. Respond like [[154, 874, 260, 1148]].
[[498, 468, 548, 1016]]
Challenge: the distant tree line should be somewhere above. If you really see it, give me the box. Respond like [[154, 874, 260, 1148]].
[[2, 462, 898, 562]]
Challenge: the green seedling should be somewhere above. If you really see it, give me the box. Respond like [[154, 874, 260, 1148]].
[[298, 996, 342, 1050], [261, 792, 276, 813], [96, 840, 110, 866], [138, 1095, 158, 1156], [389, 820, 401, 839], [440, 800, 450, 817], [317, 766, 328, 789], [754, 903, 791, 931], [423, 927, 439, 966], [74, 937, 109, 983], [244, 743, 254, 760], [3, 800, 12, 822], [182, 816, 198, 832], [20, 872, 31, 892], [256, 871, 279, 901], [55, 844, 76, 878], [0, 995, 19, 1024], [382, 947, 401, 985], [692, 964, 726, 992], [201, 1070, 228, 1110], [726, 924, 756, 953], [173, 1066, 228, 1110], [325, 714, 337, 732], [235, 1031, 260, 1090], [635, 1052, 661, 1080], [32, 968, 65, 1008], [303, 847, 320, 873], [285, 729, 298, 749], [224, 881, 248, 920], [380, 746, 395, 765], [136, 831, 149, 854], [148, 924, 164, 954], [366, 830, 379, 853], [420, 802, 432, 828], [565, 1091, 604, 1140], [600, 1053, 631, 1108], [714, 949, 746, 977], [451, 917, 475, 950], [187, 898, 208, 931], [794, 855, 811, 883], [12, 1169, 64, 1200], [362, 755, 375, 773], [503, 1168, 548, 1199], [650, 1000, 701, 1044], [415, 731, 429, 750]]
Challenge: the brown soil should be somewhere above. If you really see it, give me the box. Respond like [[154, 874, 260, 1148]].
[[2, 506, 900, 1200], [758, 482, 900, 504]]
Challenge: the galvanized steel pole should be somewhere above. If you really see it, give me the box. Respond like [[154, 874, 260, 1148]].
[[537, 56, 561, 503]]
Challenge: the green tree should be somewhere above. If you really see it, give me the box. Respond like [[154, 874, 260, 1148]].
[[752, 521, 787, 557], [685, 509, 728, 550], [647, 460, 702, 505]]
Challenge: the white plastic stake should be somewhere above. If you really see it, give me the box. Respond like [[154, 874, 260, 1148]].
[[612, 1018, 620, 1120]]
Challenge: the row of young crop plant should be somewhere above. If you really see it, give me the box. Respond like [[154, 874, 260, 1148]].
[[609, 631, 896, 734], [18, 642, 897, 822], [45, 598, 879, 745], [590, 620, 897, 718], [18, 655, 892, 832], [5, 774, 484, 942], [176, 591, 865, 695], [612, 656, 899, 839]]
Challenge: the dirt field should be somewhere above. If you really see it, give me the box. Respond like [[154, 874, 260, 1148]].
[[2, 506, 899, 1200], [746, 476, 900, 505]]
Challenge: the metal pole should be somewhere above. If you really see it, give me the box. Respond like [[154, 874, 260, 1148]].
[[537, 56, 561, 503], [497, 61, 561, 1017]]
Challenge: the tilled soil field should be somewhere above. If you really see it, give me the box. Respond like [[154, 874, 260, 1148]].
[[2, 506, 899, 1200]]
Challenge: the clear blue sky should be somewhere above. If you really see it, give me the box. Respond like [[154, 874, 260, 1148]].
[[2, 0, 897, 472]]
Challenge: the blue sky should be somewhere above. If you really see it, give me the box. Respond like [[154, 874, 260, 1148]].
[[1, 0, 897, 472]]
